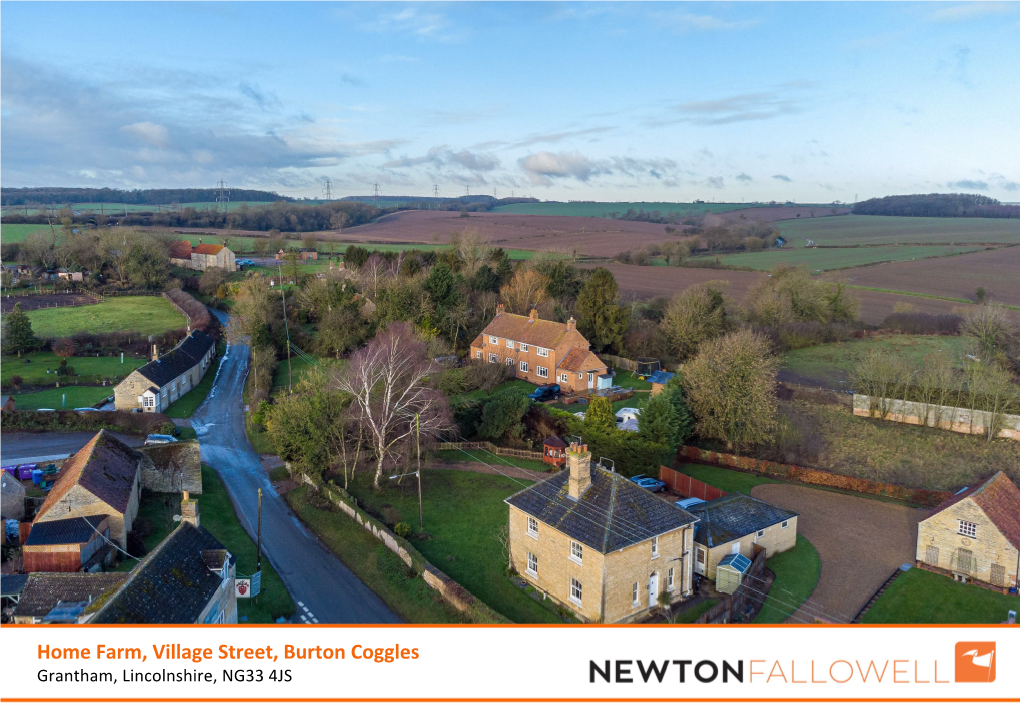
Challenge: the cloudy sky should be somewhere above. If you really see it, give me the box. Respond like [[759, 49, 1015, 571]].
[[2, 2, 1018, 202]]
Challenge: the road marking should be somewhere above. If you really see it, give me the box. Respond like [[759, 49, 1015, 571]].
[[300, 615, 308, 622]]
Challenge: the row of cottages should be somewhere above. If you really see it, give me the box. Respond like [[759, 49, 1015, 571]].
[[471, 306, 608, 394], [114, 330, 216, 412], [169, 241, 236, 271], [506, 443, 699, 623], [917, 471, 1019, 590]]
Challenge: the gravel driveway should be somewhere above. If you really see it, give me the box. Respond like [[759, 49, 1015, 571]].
[[751, 484, 928, 623]]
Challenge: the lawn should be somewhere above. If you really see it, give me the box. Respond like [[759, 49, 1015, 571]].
[[285, 485, 468, 623], [163, 356, 220, 418], [1, 351, 145, 384], [677, 463, 783, 495], [754, 535, 822, 624], [711, 245, 981, 272], [452, 379, 535, 404], [775, 215, 1020, 247], [861, 567, 1020, 624], [10, 386, 113, 410], [344, 468, 563, 623], [674, 598, 718, 623], [26, 296, 187, 338], [271, 353, 316, 392], [432, 449, 551, 474], [612, 369, 653, 391]]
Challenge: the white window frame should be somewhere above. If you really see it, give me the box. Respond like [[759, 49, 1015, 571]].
[[520, 343, 529, 352], [520, 360, 529, 373], [536, 366, 549, 378], [537, 347, 549, 357], [959, 520, 977, 538], [781, 520, 789, 529], [143, 395, 155, 408], [569, 578, 582, 607], [570, 541, 583, 565], [560, 373, 569, 383], [506, 357, 514, 366], [527, 552, 538, 579], [490, 335, 498, 345], [162, 387, 167, 398], [668, 567, 675, 589], [632, 582, 639, 607], [488, 353, 497, 363], [506, 339, 514, 348], [578, 373, 583, 379], [651, 536, 659, 558], [527, 516, 538, 539], [476, 350, 481, 359], [756, 529, 765, 539]]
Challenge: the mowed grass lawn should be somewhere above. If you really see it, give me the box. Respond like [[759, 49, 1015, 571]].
[[1, 351, 145, 384], [27, 296, 187, 338], [676, 463, 783, 495], [345, 469, 563, 623], [754, 535, 822, 624], [862, 568, 1020, 624], [11, 386, 113, 410], [712, 245, 980, 272], [775, 215, 1020, 246]]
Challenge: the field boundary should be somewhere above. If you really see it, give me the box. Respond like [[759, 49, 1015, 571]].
[[436, 441, 543, 461]]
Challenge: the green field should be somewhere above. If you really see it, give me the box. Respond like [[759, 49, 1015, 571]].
[[10, 386, 113, 410], [775, 215, 1020, 246], [1, 351, 145, 384], [163, 356, 220, 418], [861, 567, 1019, 624], [711, 245, 982, 272], [26, 296, 187, 338], [493, 202, 763, 218], [1, 201, 282, 217], [1, 224, 47, 242]]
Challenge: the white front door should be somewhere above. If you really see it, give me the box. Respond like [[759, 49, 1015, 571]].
[[695, 546, 706, 574], [648, 572, 659, 608], [587, 372, 595, 389], [731, 541, 741, 555]]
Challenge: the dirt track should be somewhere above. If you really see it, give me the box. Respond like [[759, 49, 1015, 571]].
[[751, 484, 927, 623]]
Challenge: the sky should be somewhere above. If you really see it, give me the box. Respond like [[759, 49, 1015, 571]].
[[2, 1, 1019, 203]]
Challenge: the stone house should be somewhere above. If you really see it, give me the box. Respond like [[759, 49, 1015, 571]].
[[31, 430, 141, 549], [191, 243, 236, 271], [276, 249, 318, 261], [505, 443, 699, 623], [114, 330, 216, 412], [168, 240, 194, 267], [916, 471, 1019, 590], [690, 494, 798, 581], [470, 306, 608, 394]]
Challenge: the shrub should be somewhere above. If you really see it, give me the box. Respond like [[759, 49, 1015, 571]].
[[9, 374, 23, 390], [478, 388, 531, 441], [880, 312, 962, 336], [394, 522, 411, 538], [306, 487, 337, 512], [52, 338, 76, 358], [158, 421, 178, 436]]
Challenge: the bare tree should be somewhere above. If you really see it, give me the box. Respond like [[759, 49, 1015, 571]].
[[333, 323, 452, 488], [251, 236, 270, 257], [500, 267, 549, 314]]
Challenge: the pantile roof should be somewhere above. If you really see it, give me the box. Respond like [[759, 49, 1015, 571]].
[[37, 430, 139, 519], [192, 243, 226, 256], [506, 463, 698, 554], [169, 240, 194, 260], [557, 347, 605, 372], [692, 494, 798, 548], [13, 572, 128, 619], [135, 330, 214, 387], [26, 515, 106, 546], [928, 472, 1020, 549], [476, 311, 575, 350]]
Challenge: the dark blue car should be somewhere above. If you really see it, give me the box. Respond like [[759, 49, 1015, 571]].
[[527, 384, 560, 401], [628, 475, 666, 492]]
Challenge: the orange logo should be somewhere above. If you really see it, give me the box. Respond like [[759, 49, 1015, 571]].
[[955, 642, 996, 682]]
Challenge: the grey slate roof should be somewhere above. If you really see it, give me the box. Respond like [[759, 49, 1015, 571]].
[[26, 515, 106, 546], [13, 572, 128, 619], [1, 574, 29, 598], [135, 330, 214, 388], [692, 494, 798, 548], [89, 522, 231, 624], [505, 463, 698, 554]]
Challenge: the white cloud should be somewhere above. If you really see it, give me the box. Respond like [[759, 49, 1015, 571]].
[[121, 122, 170, 148], [519, 151, 602, 185], [658, 10, 760, 33]]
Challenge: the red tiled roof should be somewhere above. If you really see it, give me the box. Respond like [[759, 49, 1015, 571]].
[[477, 311, 572, 350], [168, 240, 193, 260], [37, 430, 139, 519], [928, 472, 1020, 549], [557, 347, 605, 372], [192, 243, 225, 256]]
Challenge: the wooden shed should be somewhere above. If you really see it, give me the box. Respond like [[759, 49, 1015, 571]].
[[715, 553, 752, 594], [543, 436, 568, 467]]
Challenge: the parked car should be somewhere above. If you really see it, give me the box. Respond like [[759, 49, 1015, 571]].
[[675, 497, 705, 510], [144, 434, 178, 446], [74, 407, 99, 412], [628, 475, 665, 492], [527, 384, 560, 402], [573, 411, 586, 420]]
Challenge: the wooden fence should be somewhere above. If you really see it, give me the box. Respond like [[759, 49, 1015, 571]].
[[659, 466, 727, 501], [694, 546, 768, 624], [436, 441, 544, 461]]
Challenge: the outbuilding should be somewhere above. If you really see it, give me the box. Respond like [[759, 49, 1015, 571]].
[[715, 553, 753, 594], [543, 436, 568, 467]]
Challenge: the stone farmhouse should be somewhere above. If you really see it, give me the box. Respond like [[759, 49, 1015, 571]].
[[168, 240, 194, 267], [916, 471, 1019, 590], [471, 306, 608, 394], [114, 330, 216, 412], [505, 443, 698, 623], [689, 494, 798, 582], [190, 243, 236, 271]]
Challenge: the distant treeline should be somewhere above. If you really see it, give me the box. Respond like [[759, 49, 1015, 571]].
[[853, 193, 1017, 218], [1, 187, 290, 206]]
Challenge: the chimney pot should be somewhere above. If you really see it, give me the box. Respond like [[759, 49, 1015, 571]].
[[181, 493, 199, 527], [152, 344, 159, 362], [496, 303, 504, 316], [529, 308, 538, 322]]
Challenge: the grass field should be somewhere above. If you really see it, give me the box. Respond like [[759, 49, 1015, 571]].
[[26, 296, 187, 338], [775, 215, 1020, 246], [753, 535, 822, 624], [710, 245, 982, 272], [493, 202, 761, 218], [0, 224, 43, 242], [271, 353, 316, 391], [0, 201, 282, 217], [1, 351, 145, 384], [677, 463, 783, 495], [225, 236, 534, 260], [10, 386, 113, 410], [861, 567, 1019, 624], [432, 449, 551, 474]]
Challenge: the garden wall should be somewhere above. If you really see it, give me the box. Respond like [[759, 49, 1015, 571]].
[[676, 445, 951, 507], [852, 394, 1020, 441]]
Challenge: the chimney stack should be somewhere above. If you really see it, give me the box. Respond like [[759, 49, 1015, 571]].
[[152, 344, 159, 362], [567, 316, 577, 332], [566, 442, 591, 500], [181, 490, 199, 527], [529, 308, 538, 323], [496, 303, 504, 317]]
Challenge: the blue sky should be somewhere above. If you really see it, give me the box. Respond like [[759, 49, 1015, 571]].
[[2, 2, 1018, 202]]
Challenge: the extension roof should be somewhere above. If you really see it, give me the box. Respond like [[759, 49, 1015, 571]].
[[1, 573, 29, 598], [134, 330, 214, 388], [13, 572, 128, 619], [647, 371, 675, 385], [192, 243, 226, 256], [26, 515, 106, 546], [169, 240, 194, 260], [36, 430, 139, 519], [717, 553, 752, 574], [928, 472, 1020, 549], [475, 311, 577, 351], [557, 347, 606, 372], [89, 522, 232, 624], [505, 463, 698, 554], [544, 436, 568, 448], [692, 494, 798, 548]]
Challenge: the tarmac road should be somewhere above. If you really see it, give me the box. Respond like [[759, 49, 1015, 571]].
[[190, 309, 399, 624], [1, 431, 144, 466]]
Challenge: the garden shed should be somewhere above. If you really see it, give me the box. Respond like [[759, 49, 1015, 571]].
[[715, 553, 752, 594]]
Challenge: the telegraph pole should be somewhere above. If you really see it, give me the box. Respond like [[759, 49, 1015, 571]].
[[256, 488, 263, 575], [278, 264, 293, 393], [416, 414, 423, 528]]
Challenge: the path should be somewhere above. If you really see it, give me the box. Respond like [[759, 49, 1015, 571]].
[[190, 309, 399, 624], [751, 484, 927, 624]]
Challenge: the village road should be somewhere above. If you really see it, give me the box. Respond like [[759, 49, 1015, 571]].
[[1, 431, 144, 465], [190, 309, 399, 624]]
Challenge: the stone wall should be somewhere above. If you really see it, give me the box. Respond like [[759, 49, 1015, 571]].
[[853, 394, 1020, 441], [916, 497, 1018, 589], [138, 442, 202, 494]]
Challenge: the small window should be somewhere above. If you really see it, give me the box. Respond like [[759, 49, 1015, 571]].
[[520, 343, 529, 352], [476, 350, 481, 359], [537, 347, 549, 357], [527, 516, 538, 538], [756, 529, 765, 539], [488, 353, 497, 363], [632, 582, 639, 606], [959, 520, 977, 538], [651, 537, 658, 558], [781, 520, 789, 529], [561, 373, 569, 383], [536, 366, 549, 378], [520, 361, 529, 373], [490, 336, 498, 345], [162, 388, 167, 398], [668, 567, 675, 589], [569, 578, 582, 606], [578, 373, 583, 379], [527, 552, 538, 578], [506, 339, 514, 348], [570, 541, 583, 564], [506, 357, 514, 366]]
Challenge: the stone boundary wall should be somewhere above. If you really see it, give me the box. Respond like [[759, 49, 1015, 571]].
[[853, 394, 1020, 441], [676, 445, 951, 507], [137, 441, 202, 494]]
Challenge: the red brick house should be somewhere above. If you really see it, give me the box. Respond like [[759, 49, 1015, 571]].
[[470, 306, 607, 393]]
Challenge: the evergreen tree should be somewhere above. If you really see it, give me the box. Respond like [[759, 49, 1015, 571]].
[[575, 267, 627, 353], [488, 247, 514, 285], [638, 392, 678, 448], [2, 302, 36, 357], [584, 395, 615, 432], [343, 244, 370, 269], [424, 261, 458, 310]]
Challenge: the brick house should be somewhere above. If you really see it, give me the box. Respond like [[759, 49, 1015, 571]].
[[505, 443, 698, 623], [114, 330, 216, 412], [916, 471, 1019, 590], [470, 306, 608, 393], [689, 494, 798, 581], [191, 243, 236, 271]]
